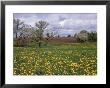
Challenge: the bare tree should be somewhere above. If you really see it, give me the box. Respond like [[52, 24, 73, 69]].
[[14, 24, 33, 47], [35, 20, 49, 48], [13, 19, 25, 38]]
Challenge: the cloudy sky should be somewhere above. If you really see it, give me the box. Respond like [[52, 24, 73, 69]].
[[14, 13, 97, 37]]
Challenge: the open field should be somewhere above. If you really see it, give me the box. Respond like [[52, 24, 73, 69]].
[[13, 43, 97, 75]]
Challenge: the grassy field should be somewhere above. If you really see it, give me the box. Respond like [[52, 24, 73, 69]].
[[13, 43, 97, 75]]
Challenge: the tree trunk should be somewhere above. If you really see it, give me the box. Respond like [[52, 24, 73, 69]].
[[38, 42, 41, 48], [16, 32, 17, 38]]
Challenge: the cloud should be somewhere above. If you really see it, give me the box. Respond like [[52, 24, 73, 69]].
[[60, 19, 96, 30], [13, 13, 97, 36]]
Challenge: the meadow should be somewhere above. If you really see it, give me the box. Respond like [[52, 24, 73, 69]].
[[13, 43, 97, 75]]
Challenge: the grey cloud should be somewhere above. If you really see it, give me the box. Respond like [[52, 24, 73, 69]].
[[14, 13, 97, 36]]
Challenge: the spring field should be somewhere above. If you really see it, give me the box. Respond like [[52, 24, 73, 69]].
[[13, 43, 97, 75]]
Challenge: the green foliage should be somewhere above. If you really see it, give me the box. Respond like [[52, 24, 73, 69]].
[[88, 32, 97, 42], [67, 35, 71, 37], [74, 30, 97, 43]]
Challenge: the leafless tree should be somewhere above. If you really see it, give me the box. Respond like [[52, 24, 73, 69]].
[[13, 19, 25, 38], [35, 20, 49, 47]]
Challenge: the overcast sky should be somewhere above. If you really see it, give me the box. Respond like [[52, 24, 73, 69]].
[[14, 13, 97, 37]]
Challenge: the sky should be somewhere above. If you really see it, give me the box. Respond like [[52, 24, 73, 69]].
[[14, 13, 97, 37]]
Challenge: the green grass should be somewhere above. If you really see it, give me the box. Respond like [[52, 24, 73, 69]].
[[13, 43, 97, 75]]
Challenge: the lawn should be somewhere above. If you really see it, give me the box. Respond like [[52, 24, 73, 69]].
[[13, 43, 97, 75]]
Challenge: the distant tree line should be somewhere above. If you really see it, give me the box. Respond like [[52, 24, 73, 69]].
[[13, 19, 97, 48], [74, 30, 97, 43]]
